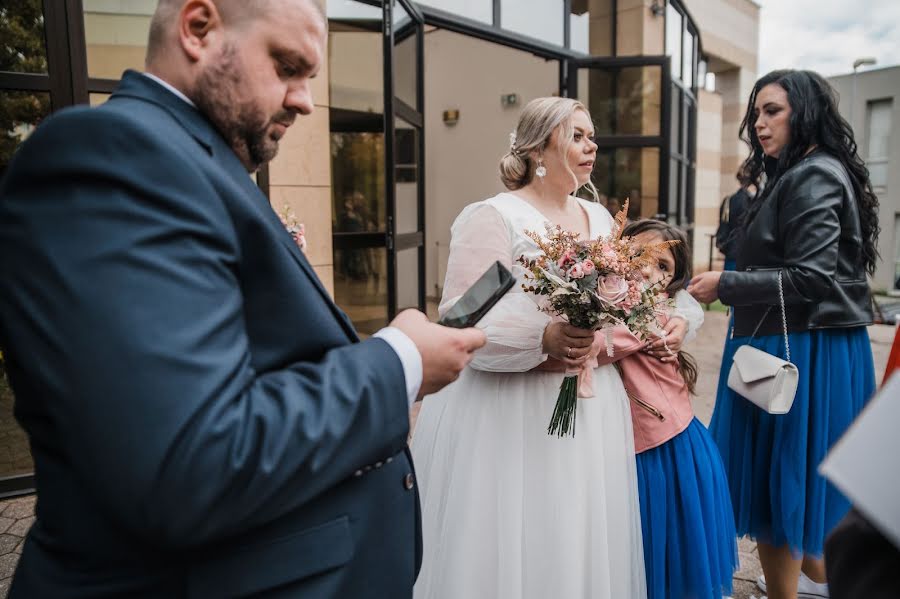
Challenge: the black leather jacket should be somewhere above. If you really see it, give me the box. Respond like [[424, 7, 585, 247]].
[[718, 152, 874, 337]]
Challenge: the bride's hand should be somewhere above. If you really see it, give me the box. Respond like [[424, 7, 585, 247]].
[[542, 322, 594, 368], [643, 317, 687, 363]]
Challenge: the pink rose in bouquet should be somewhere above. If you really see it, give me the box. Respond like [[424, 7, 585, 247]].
[[596, 274, 629, 305]]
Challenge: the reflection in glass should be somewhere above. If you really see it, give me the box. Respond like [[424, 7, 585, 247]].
[[1, 90, 51, 176], [334, 248, 389, 336], [395, 120, 419, 234], [396, 247, 420, 312], [666, 3, 683, 81], [329, 17, 383, 114], [670, 87, 681, 154], [0, 369, 32, 479], [592, 147, 660, 220], [393, 1, 418, 110], [82, 2, 151, 79], [501, 0, 563, 47], [583, 67, 661, 136], [1, 0, 48, 74], [331, 133, 386, 233]]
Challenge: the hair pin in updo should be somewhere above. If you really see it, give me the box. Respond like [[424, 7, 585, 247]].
[[509, 131, 519, 155]]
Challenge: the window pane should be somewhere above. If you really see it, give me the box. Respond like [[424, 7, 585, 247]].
[[867, 100, 892, 160], [330, 15, 383, 114], [416, 0, 492, 24], [334, 247, 388, 336], [331, 132, 386, 233], [393, 1, 418, 110], [395, 119, 419, 234], [396, 247, 420, 311], [592, 147, 660, 220], [682, 32, 695, 89], [82, 0, 152, 79], [1, 90, 51, 177], [665, 3, 682, 81], [670, 86, 681, 154], [869, 161, 888, 189], [328, 0, 383, 19], [501, 0, 563, 46], [1, 0, 48, 74], [580, 66, 662, 136], [569, 1, 590, 54]]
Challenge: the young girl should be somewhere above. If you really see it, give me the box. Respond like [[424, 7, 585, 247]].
[[596, 219, 738, 599]]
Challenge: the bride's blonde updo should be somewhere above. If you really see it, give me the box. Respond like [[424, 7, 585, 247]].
[[499, 96, 595, 196]]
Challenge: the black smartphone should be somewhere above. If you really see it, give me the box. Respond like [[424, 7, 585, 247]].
[[438, 260, 515, 329]]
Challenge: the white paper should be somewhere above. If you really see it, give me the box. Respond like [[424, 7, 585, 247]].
[[819, 372, 900, 548]]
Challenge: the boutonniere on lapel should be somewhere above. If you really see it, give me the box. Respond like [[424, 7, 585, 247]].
[[278, 204, 307, 252]]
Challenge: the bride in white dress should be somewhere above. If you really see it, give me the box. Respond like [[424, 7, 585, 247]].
[[411, 97, 703, 599]]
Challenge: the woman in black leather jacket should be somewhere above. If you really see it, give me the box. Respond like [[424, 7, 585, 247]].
[[688, 70, 880, 599]]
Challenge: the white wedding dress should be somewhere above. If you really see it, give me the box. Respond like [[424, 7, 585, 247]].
[[412, 192, 702, 599]]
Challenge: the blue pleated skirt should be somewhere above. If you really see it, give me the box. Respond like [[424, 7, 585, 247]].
[[636, 418, 738, 599], [710, 327, 876, 556]]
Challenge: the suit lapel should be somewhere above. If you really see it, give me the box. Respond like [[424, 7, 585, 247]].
[[112, 71, 360, 343]]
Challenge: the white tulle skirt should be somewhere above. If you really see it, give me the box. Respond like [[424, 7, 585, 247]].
[[411, 364, 647, 599]]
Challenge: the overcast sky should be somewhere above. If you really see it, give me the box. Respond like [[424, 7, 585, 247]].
[[756, 0, 900, 77]]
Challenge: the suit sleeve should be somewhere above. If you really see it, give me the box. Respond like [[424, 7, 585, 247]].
[[0, 108, 410, 548], [718, 166, 843, 307]]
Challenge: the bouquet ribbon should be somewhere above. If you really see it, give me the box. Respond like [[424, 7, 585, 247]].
[[575, 332, 604, 398]]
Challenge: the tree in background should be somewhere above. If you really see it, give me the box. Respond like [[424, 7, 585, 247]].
[[1, 0, 51, 174]]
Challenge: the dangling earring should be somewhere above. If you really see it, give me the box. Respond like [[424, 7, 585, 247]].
[[536, 157, 547, 180]]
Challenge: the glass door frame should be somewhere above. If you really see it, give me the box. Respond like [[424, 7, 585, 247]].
[[385, 0, 426, 315], [564, 55, 673, 220]]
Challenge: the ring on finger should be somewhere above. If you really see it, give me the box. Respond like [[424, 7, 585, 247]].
[[566, 347, 572, 358]]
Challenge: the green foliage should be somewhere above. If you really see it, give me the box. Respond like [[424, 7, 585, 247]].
[[1, 0, 52, 172]]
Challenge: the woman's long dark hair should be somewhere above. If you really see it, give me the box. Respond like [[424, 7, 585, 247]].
[[622, 219, 698, 395], [739, 69, 880, 274]]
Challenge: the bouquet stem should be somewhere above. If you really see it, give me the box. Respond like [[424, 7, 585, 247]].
[[547, 375, 578, 437]]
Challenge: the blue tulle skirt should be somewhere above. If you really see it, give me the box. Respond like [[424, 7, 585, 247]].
[[636, 418, 738, 599], [710, 327, 876, 556]]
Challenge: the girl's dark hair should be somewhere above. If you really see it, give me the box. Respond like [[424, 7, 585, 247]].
[[738, 69, 880, 274], [621, 219, 698, 394]]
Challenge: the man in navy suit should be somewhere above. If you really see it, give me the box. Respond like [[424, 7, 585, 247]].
[[0, 0, 485, 596]]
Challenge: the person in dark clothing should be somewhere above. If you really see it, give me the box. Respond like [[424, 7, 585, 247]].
[[826, 508, 900, 598], [714, 179, 752, 271]]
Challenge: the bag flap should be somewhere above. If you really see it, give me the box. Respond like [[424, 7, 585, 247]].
[[732, 345, 793, 384]]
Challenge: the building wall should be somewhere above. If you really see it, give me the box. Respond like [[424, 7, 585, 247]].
[[694, 88, 723, 270], [829, 66, 900, 293], [423, 29, 557, 299], [683, 0, 759, 271]]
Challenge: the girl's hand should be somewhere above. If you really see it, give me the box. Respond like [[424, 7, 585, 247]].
[[542, 321, 594, 368], [643, 317, 687, 363], [686, 271, 722, 304]]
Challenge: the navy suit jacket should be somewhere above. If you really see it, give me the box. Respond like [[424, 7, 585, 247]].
[[0, 71, 421, 597]]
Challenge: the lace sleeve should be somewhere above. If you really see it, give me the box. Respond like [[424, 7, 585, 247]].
[[440, 203, 550, 372], [671, 289, 704, 342]]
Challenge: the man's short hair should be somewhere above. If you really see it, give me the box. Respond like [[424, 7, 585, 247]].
[[147, 0, 325, 65]]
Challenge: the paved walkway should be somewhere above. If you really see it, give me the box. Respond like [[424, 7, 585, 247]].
[[0, 313, 893, 597]]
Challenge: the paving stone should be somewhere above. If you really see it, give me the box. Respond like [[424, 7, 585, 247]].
[[0, 501, 33, 521], [0, 520, 11, 536], [0, 536, 18, 556], [0, 578, 10, 599], [5, 518, 33, 538], [0, 553, 19, 581], [12, 539, 22, 554]]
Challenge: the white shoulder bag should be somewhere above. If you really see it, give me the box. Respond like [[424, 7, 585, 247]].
[[727, 270, 799, 414]]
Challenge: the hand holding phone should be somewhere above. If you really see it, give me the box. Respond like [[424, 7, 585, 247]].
[[438, 261, 515, 328]]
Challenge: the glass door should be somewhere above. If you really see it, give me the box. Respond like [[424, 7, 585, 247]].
[[565, 56, 671, 223], [386, 0, 426, 315]]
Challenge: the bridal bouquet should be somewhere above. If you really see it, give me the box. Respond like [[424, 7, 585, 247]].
[[518, 202, 676, 437], [279, 204, 308, 252]]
